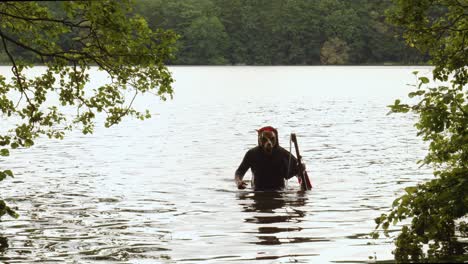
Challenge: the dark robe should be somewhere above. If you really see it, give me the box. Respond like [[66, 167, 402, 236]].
[[235, 146, 299, 191]]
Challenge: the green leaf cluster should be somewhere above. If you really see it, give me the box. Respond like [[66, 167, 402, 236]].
[[0, 0, 177, 244], [375, 0, 468, 262]]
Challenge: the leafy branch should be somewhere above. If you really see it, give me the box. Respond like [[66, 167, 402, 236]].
[[374, 0, 467, 261], [0, 0, 177, 246]]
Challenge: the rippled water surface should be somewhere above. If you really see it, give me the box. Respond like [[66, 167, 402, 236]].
[[1, 66, 434, 263]]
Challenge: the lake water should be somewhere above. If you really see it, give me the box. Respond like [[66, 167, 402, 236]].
[[0, 66, 434, 263]]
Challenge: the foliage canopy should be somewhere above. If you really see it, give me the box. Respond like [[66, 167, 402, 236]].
[[0, 0, 177, 247], [374, 0, 467, 262]]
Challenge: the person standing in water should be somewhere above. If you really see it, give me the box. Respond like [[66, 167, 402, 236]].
[[234, 126, 304, 191]]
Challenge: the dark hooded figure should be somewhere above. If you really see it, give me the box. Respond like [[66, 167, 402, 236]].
[[235, 126, 301, 191]]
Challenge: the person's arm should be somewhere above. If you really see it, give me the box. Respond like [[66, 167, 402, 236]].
[[234, 150, 251, 189]]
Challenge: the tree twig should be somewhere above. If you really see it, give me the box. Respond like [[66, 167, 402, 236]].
[[107, 89, 138, 128], [0, 29, 34, 111]]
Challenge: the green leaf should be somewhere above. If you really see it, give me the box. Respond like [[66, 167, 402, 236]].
[[4, 170, 13, 177], [404, 186, 417, 194], [408, 90, 425, 98], [382, 221, 389, 230], [24, 139, 34, 148], [0, 149, 9, 156], [419, 77, 429, 84], [6, 207, 18, 219]]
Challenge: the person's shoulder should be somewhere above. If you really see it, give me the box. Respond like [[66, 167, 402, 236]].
[[277, 146, 289, 153], [245, 146, 262, 156], [247, 146, 261, 154], [277, 146, 294, 157]]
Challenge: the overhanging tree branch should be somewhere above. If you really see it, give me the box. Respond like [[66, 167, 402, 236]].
[[0, 10, 91, 29], [0, 29, 72, 61]]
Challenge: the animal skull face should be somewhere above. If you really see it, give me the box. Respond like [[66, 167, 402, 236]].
[[259, 131, 276, 154]]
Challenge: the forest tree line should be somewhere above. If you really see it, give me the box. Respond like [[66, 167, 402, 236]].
[[137, 0, 429, 65], [0, 0, 429, 65]]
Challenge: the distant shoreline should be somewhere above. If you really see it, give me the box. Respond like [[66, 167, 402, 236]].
[[166, 64, 433, 67], [0, 63, 432, 67]]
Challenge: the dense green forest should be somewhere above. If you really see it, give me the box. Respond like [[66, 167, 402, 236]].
[[0, 0, 428, 65], [135, 0, 427, 65]]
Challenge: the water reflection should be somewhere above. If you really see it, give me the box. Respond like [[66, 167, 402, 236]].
[[238, 191, 307, 216], [237, 191, 310, 246]]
